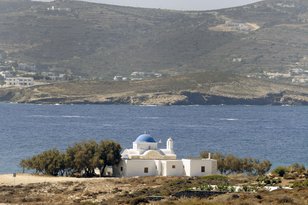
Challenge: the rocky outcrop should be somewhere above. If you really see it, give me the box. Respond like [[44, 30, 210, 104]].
[[0, 90, 16, 101], [1, 88, 307, 105], [180, 91, 308, 105]]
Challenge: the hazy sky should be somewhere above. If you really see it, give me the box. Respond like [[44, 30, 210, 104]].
[[36, 0, 263, 11]]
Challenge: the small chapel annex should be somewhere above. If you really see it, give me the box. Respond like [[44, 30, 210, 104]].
[[113, 133, 217, 177]]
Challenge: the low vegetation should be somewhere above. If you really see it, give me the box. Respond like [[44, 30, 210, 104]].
[[272, 163, 307, 179], [292, 180, 308, 188], [1, 174, 307, 205], [20, 140, 121, 177], [92, 173, 308, 204], [256, 175, 281, 186]]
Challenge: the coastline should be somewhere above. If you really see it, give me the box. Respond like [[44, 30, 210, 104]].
[[1, 90, 308, 106], [1, 75, 308, 106]]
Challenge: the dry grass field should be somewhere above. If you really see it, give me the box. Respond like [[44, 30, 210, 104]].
[[0, 174, 307, 205]]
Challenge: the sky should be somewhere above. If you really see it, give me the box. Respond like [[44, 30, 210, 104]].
[[34, 0, 263, 11]]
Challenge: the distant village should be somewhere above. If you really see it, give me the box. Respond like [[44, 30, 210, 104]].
[[247, 68, 308, 85], [230, 54, 308, 85], [0, 55, 164, 88], [1, 57, 307, 88], [0, 59, 76, 88], [113, 72, 162, 81]]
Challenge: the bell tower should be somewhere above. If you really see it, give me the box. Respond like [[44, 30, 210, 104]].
[[166, 137, 173, 151]]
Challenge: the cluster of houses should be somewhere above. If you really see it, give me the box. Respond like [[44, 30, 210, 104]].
[[0, 67, 34, 88], [4, 77, 34, 87], [0, 60, 75, 88], [0, 58, 165, 88], [113, 71, 162, 81], [0, 71, 72, 88], [46, 6, 71, 12], [0, 60, 34, 87], [247, 68, 308, 85]]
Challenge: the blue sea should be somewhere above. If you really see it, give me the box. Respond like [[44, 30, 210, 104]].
[[0, 103, 307, 174]]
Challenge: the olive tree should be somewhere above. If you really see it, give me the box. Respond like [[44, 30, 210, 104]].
[[97, 140, 122, 176], [20, 149, 65, 176], [200, 151, 272, 176], [65, 140, 99, 177], [21, 139, 122, 177]]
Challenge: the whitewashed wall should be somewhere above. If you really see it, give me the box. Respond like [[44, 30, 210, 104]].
[[182, 159, 217, 176], [161, 160, 184, 176], [123, 160, 157, 177], [113, 158, 218, 177]]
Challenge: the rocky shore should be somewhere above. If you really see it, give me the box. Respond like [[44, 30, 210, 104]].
[[1, 88, 308, 106], [1, 76, 308, 106]]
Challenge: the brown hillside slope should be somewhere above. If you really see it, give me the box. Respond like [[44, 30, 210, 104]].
[[0, 0, 308, 78]]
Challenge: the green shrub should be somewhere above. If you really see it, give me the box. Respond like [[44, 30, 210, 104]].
[[256, 176, 281, 186], [289, 163, 306, 174], [200, 151, 271, 176], [283, 172, 298, 180], [292, 180, 308, 188], [242, 185, 257, 192], [202, 175, 229, 185], [202, 175, 228, 181], [216, 184, 229, 192], [272, 166, 288, 177], [272, 164, 306, 179], [228, 186, 236, 192], [199, 184, 213, 191]]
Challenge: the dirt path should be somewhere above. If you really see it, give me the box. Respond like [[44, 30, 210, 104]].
[[0, 173, 108, 185]]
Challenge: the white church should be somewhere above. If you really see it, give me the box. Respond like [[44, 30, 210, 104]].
[[113, 133, 217, 177]]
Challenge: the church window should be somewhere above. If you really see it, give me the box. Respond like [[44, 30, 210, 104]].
[[120, 167, 123, 171], [201, 166, 205, 173], [172, 165, 176, 169], [144, 167, 149, 173]]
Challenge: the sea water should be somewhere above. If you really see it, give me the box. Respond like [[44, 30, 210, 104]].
[[0, 103, 307, 174]]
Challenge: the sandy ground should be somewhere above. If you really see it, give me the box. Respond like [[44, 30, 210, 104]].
[[0, 174, 142, 204], [0, 173, 109, 186]]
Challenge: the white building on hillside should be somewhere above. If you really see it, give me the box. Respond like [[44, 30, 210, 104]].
[[113, 134, 217, 177], [5, 77, 34, 87]]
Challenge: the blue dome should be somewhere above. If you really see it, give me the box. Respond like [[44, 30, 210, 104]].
[[134, 134, 156, 143]]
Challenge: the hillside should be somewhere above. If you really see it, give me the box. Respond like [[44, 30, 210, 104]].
[[0, 0, 227, 77], [0, 0, 307, 77], [0, 0, 308, 104]]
